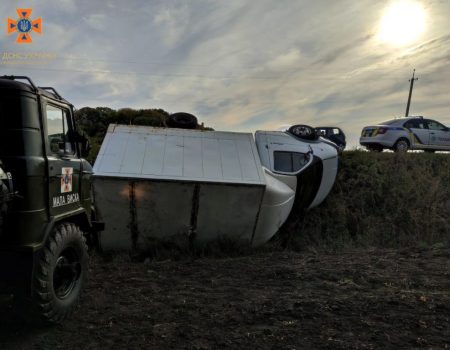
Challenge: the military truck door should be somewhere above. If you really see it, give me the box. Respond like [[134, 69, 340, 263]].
[[43, 102, 82, 216]]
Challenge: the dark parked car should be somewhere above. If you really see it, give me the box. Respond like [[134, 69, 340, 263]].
[[316, 127, 346, 152]]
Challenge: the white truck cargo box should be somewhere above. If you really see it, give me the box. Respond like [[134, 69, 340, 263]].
[[93, 125, 272, 250], [93, 124, 338, 251]]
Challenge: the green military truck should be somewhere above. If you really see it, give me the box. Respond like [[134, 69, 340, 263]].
[[0, 76, 102, 323]]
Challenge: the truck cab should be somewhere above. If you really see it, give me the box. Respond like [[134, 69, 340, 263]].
[[0, 76, 96, 323]]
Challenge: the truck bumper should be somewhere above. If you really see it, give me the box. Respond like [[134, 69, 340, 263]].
[[0, 248, 36, 295]]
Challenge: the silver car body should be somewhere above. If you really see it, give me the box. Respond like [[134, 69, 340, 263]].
[[360, 116, 450, 151]]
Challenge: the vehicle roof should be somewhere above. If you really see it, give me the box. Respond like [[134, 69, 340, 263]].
[[0, 76, 72, 106], [93, 124, 266, 186], [378, 116, 424, 125]]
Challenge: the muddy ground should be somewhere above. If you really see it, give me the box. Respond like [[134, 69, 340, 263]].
[[0, 248, 449, 349]]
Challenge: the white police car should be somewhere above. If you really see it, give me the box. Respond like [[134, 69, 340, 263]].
[[360, 116, 450, 152]]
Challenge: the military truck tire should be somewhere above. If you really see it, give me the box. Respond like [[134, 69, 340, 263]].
[[167, 112, 198, 129], [31, 223, 88, 324]]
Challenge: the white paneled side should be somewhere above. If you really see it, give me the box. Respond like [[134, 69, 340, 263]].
[[183, 136, 203, 178], [219, 139, 242, 179], [121, 133, 146, 174], [201, 138, 221, 179], [93, 124, 266, 185], [236, 138, 260, 180], [97, 132, 129, 173], [142, 134, 166, 176], [163, 135, 183, 177]]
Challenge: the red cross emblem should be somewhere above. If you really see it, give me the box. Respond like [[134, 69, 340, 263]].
[[7, 8, 42, 44]]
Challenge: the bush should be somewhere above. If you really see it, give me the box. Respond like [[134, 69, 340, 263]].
[[281, 151, 450, 250]]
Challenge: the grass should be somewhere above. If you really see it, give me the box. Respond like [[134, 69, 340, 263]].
[[280, 151, 450, 251]]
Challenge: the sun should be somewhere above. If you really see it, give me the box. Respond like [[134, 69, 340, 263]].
[[378, 0, 426, 46]]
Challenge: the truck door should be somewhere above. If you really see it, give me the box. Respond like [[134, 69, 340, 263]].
[[43, 102, 82, 216]]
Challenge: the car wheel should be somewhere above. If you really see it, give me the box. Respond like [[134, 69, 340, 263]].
[[394, 138, 410, 152], [25, 223, 88, 324]]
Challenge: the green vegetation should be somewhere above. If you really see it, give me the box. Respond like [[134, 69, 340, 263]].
[[281, 151, 450, 250], [74, 107, 211, 163]]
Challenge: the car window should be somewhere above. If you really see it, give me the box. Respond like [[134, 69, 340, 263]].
[[46, 104, 75, 155], [426, 120, 447, 131], [274, 151, 309, 173], [404, 119, 427, 129]]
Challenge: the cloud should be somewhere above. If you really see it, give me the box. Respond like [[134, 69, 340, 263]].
[[82, 14, 107, 31], [0, 0, 448, 147]]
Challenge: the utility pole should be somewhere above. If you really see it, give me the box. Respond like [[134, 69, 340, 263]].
[[405, 69, 418, 117]]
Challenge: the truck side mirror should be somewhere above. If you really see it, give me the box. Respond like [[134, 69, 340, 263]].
[[80, 137, 91, 158], [71, 131, 91, 158]]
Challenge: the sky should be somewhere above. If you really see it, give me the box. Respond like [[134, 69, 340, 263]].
[[0, 0, 449, 147]]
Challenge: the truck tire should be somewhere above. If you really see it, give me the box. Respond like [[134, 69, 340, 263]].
[[167, 112, 198, 129], [393, 138, 410, 152], [31, 223, 88, 324]]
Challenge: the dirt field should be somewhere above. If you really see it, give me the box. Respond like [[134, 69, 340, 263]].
[[1, 248, 449, 349]]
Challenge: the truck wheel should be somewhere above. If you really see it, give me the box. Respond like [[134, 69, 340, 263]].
[[167, 112, 198, 129], [394, 138, 410, 152], [31, 223, 88, 324]]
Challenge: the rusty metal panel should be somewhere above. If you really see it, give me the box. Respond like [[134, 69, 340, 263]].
[[195, 184, 265, 243], [134, 181, 194, 247], [93, 177, 133, 251]]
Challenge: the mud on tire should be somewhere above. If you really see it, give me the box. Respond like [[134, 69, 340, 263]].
[[31, 223, 88, 324]]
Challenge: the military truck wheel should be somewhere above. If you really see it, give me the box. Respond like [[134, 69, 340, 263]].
[[31, 223, 88, 324]]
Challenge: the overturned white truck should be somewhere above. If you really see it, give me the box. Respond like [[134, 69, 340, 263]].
[[92, 124, 338, 250]]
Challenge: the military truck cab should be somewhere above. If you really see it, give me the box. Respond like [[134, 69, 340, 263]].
[[0, 76, 96, 323]]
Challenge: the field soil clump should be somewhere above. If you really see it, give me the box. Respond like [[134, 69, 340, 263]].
[[1, 248, 449, 349]]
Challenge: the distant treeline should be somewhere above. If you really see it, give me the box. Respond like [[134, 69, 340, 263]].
[[74, 107, 211, 163]]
